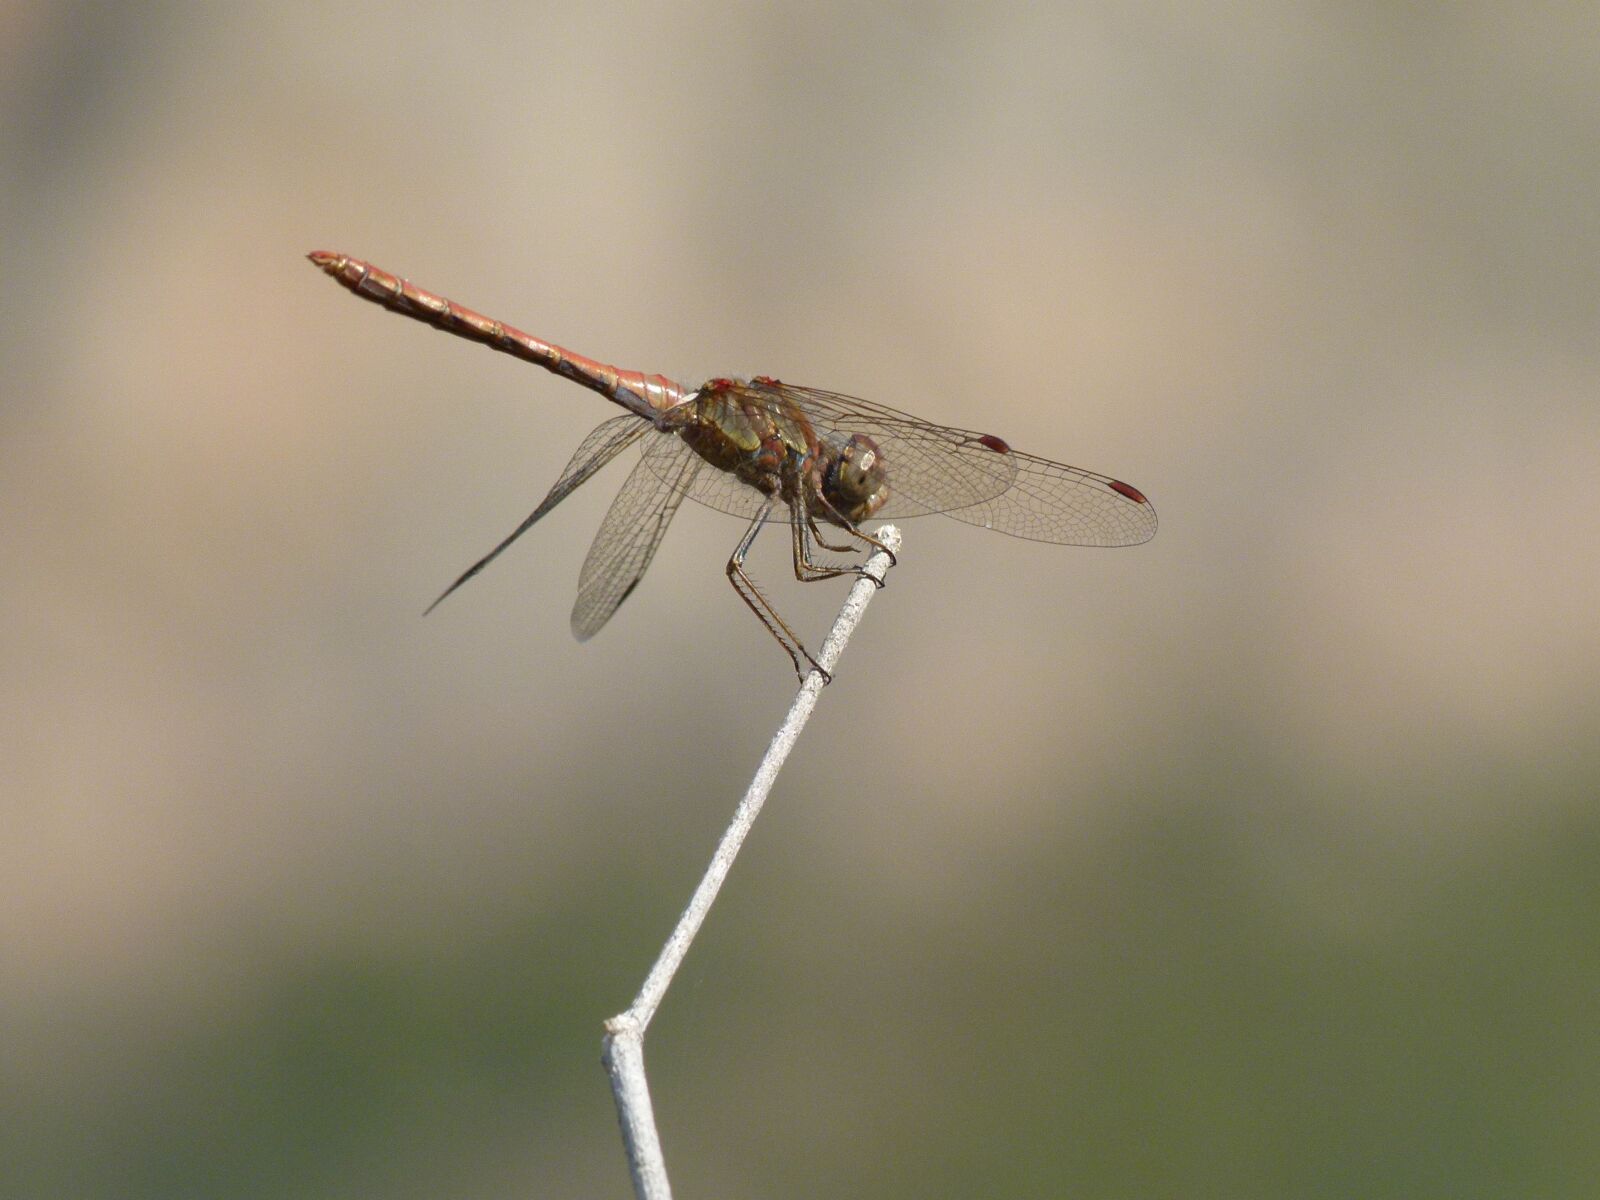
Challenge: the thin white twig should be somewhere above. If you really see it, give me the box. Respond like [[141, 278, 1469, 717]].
[[601, 526, 902, 1200]]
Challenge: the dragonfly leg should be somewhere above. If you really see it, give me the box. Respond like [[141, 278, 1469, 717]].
[[728, 501, 830, 683], [793, 496, 896, 587], [841, 522, 896, 581], [805, 512, 860, 556], [814, 493, 900, 569], [789, 508, 867, 584]]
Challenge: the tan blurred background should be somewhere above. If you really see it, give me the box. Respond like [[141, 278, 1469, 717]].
[[4, 3, 1597, 1196]]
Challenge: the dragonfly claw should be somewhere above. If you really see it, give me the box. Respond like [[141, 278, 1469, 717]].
[[800, 658, 833, 686]]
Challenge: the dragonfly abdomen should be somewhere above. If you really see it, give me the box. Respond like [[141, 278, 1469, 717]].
[[307, 252, 687, 419]]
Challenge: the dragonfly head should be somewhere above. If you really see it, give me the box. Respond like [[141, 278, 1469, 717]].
[[821, 433, 890, 525]]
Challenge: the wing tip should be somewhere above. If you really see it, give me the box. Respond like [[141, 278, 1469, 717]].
[[1106, 478, 1149, 505]]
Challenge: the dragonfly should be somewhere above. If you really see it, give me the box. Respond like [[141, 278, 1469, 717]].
[[308, 252, 1157, 679]]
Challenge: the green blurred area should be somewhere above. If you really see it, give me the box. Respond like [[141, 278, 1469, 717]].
[[9, 755, 1598, 1197]]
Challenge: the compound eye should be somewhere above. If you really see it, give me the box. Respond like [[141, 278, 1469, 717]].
[[826, 433, 890, 520]]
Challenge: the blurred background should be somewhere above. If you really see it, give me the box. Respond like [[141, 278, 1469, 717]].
[[4, 3, 1598, 1196]]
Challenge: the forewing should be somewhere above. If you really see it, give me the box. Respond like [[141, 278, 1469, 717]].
[[570, 433, 702, 640], [746, 382, 1156, 545], [932, 445, 1157, 545], [773, 383, 1021, 519], [647, 381, 1018, 525]]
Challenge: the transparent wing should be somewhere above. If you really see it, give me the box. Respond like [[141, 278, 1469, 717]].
[[571, 432, 703, 640], [649, 382, 1016, 525], [652, 381, 1154, 545], [641, 428, 780, 522], [425, 414, 649, 613], [771, 383, 1157, 546], [926, 443, 1157, 544]]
